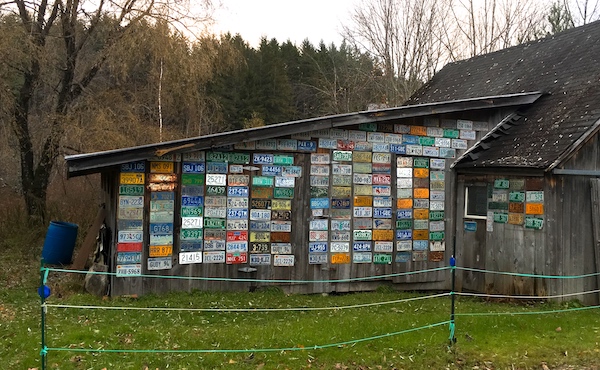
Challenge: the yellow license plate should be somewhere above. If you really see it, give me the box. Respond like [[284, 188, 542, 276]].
[[120, 173, 145, 184], [149, 245, 172, 257]]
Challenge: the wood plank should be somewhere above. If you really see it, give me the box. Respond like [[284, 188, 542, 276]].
[[590, 179, 600, 304], [72, 206, 107, 270]]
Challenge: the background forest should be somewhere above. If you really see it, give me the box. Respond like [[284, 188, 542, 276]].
[[0, 0, 598, 223]]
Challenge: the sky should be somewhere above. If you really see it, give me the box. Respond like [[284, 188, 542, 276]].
[[210, 0, 357, 47]]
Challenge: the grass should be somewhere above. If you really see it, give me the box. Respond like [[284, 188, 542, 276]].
[[1, 206, 600, 369]]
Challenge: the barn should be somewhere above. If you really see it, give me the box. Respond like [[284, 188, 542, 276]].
[[66, 21, 600, 303]]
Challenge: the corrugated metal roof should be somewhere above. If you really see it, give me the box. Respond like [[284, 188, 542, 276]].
[[65, 92, 542, 177]]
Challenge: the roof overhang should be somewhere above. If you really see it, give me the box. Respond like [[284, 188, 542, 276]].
[[66, 91, 544, 177]]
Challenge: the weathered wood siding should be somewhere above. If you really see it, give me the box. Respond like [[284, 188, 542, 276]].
[[456, 131, 600, 304], [105, 110, 520, 297]]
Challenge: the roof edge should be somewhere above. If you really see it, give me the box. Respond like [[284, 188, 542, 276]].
[[66, 91, 545, 178]]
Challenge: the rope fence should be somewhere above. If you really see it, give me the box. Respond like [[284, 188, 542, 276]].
[[37, 259, 600, 368]]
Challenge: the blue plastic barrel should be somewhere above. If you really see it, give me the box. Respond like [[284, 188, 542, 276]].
[[41, 221, 79, 265]]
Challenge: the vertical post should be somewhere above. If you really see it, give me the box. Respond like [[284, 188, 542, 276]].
[[39, 259, 48, 370], [449, 255, 457, 344]]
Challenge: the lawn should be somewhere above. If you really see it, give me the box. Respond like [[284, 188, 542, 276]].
[[2, 258, 599, 369]]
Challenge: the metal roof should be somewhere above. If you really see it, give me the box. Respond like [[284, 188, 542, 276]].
[[65, 92, 542, 177]]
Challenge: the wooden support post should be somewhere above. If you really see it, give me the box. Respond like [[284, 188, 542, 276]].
[[71, 206, 107, 270], [589, 179, 600, 303]]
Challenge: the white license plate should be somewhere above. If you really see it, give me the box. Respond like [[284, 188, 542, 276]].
[[179, 252, 202, 264]]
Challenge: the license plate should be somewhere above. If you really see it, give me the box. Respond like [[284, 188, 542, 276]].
[[253, 153, 274, 164], [282, 166, 302, 177], [273, 255, 294, 266], [271, 210, 291, 220], [149, 245, 172, 257], [118, 231, 143, 243], [330, 242, 350, 253], [204, 218, 226, 229], [330, 220, 350, 231], [310, 165, 330, 176], [150, 200, 174, 212], [273, 154, 294, 165], [271, 243, 292, 254], [373, 208, 392, 218], [228, 175, 249, 186], [117, 252, 142, 264], [119, 196, 144, 208], [310, 220, 328, 230], [275, 176, 295, 188], [373, 254, 392, 264], [353, 252, 372, 263], [353, 230, 372, 241], [274, 188, 294, 199], [249, 254, 271, 265], [204, 240, 226, 251], [352, 241, 371, 252], [309, 242, 327, 253], [310, 198, 329, 209], [297, 140, 316, 152], [120, 173, 144, 184], [205, 207, 227, 218], [309, 231, 328, 241], [179, 252, 202, 264], [262, 165, 283, 177], [309, 253, 328, 264], [250, 221, 271, 231], [226, 241, 248, 253], [250, 232, 270, 242], [206, 186, 226, 196], [331, 231, 351, 241], [374, 241, 393, 252], [227, 219, 249, 230], [331, 253, 350, 264], [271, 199, 291, 210], [271, 221, 292, 232], [250, 242, 270, 253], [353, 207, 372, 218], [180, 229, 203, 241], [373, 174, 391, 185], [250, 209, 271, 221], [226, 231, 248, 242], [311, 153, 330, 164], [182, 162, 205, 174], [116, 264, 142, 276], [228, 186, 249, 197], [119, 185, 144, 196], [227, 209, 248, 219], [353, 174, 372, 185], [203, 251, 226, 263], [150, 222, 174, 234], [332, 164, 352, 175], [331, 198, 351, 209]]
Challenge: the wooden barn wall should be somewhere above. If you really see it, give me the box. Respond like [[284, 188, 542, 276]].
[[105, 108, 518, 296], [456, 132, 600, 304], [455, 174, 547, 296], [548, 132, 600, 305]]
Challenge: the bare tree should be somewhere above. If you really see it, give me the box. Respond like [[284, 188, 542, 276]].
[[342, 0, 451, 104], [0, 0, 213, 222], [446, 0, 547, 59], [564, 0, 600, 24]]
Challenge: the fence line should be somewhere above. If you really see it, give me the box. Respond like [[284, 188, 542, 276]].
[[38, 261, 600, 368]]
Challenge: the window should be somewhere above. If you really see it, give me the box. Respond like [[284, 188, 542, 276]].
[[464, 185, 488, 219]]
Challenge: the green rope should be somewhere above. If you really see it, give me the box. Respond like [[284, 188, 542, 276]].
[[456, 266, 600, 279], [448, 321, 455, 341], [44, 266, 451, 284], [455, 304, 600, 317], [40, 346, 48, 356], [44, 321, 451, 354]]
